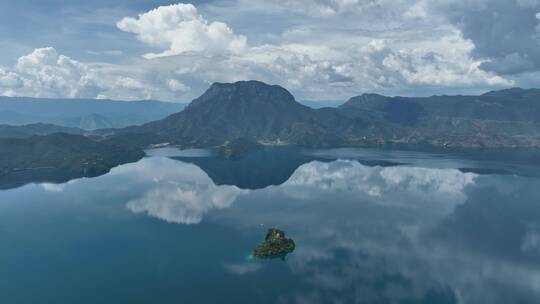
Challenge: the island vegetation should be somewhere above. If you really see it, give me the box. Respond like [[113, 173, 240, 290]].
[[252, 228, 295, 259]]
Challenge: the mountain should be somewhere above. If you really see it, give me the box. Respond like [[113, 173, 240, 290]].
[[0, 133, 144, 189], [340, 88, 540, 147], [119, 81, 363, 147], [0, 123, 85, 138], [135, 81, 312, 146], [1, 81, 539, 188], [0, 97, 186, 130], [107, 81, 540, 149], [340, 88, 540, 124]]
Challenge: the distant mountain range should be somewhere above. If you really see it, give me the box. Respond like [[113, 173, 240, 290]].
[[339, 88, 540, 145], [111, 81, 540, 149], [0, 97, 186, 130], [0, 123, 85, 138]]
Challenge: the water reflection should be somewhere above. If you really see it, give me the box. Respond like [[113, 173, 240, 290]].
[[208, 160, 540, 303], [4, 146, 538, 191], [111, 157, 245, 224], [2, 148, 540, 303], [118, 158, 498, 301], [174, 147, 324, 190]]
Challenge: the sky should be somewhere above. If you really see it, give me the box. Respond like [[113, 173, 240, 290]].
[[0, 0, 539, 103]]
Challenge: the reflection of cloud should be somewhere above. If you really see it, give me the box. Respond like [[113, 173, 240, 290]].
[[224, 263, 262, 275], [281, 171, 540, 303], [40, 183, 65, 192], [380, 166, 476, 194], [282, 160, 476, 207], [216, 160, 540, 303], [113, 157, 245, 224], [521, 230, 540, 254], [127, 182, 242, 224], [39, 180, 78, 192], [12, 153, 540, 303]]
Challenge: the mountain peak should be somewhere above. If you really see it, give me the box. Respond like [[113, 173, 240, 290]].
[[188, 80, 298, 110], [339, 92, 389, 109], [209, 80, 281, 90], [480, 87, 540, 98], [139, 80, 311, 145]]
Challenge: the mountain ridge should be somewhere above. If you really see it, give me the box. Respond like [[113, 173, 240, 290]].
[[122, 80, 329, 147], [0, 96, 186, 130], [0, 123, 85, 138], [111, 81, 540, 149], [8, 81, 538, 150], [0, 81, 539, 189]]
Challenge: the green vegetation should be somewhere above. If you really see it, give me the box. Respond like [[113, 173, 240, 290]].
[[252, 228, 295, 259], [0, 133, 144, 189], [215, 137, 262, 159]]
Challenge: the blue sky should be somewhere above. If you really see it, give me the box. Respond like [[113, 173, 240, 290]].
[[0, 0, 539, 103], [0, 1, 209, 64]]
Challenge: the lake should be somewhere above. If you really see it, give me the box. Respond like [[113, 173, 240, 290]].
[[1, 147, 540, 303]]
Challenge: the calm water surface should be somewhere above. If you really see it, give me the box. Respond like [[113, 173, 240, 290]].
[[1, 147, 540, 303]]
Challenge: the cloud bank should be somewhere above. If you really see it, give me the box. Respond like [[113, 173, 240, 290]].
[[3, 1, 540, 101], [0, 47, 192, 101]]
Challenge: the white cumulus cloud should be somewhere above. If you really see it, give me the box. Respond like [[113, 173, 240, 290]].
[[0, 47, 191, 101], [117, 3, 247, 59], [113, 1, 513, 100], [12, 47, 88, 98], [0, 1, 528, 101], [167, 79, 190, 92]]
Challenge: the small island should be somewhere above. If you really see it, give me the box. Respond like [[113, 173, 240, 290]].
[[252, 228, 295, 259]]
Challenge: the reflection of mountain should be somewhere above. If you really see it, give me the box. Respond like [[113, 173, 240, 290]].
[[174, 147, 324, 190], [174, 146, 412, 189], [3, 151, 539, 303]]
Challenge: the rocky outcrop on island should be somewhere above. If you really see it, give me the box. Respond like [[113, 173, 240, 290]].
[[252, 228, 295, 259]]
